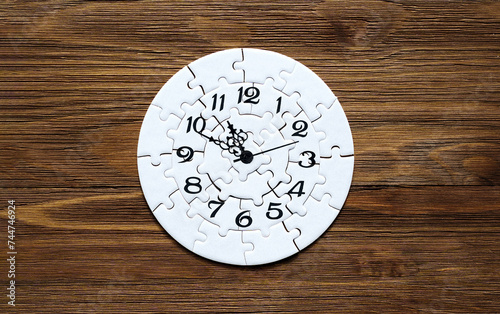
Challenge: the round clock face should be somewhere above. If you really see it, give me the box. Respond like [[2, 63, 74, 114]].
[[137, 48, 354, 266]]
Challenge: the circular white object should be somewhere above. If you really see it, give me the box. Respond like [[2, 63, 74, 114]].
[[137, 48, 354, 266]]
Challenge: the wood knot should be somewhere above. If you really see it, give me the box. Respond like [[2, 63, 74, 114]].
[[315, 0, 405, 51]]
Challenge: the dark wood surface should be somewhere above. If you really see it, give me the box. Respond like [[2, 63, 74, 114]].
[[1, 0, 499, 312]]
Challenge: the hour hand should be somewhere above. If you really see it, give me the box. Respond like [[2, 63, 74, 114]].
[[197, 131, 228, 149]]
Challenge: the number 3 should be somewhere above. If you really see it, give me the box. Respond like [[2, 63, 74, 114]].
[[298, 151, 316, 168]]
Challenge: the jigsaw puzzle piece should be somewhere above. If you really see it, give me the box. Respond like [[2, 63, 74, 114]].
[[280, 111, 323, 163], [284, 194, 339, 250], [167, 101, 208, 152], [235, 48, 296, 90], [200, 80, 253, 120], [256, 129, 294, 188], [274, 162, 325, 216], [188, 48, 244, 94], [137, 155, 177, 209], [165, 152, 210, 204], [311, 147, 354, 209], [153, 191, 206, 251], [217, 169, 273, 206], [240, 193, 292, 237], [152, 66, 204, 120], [242, 223, 300, 266], [188, 186, 241, 237], [281, 61, 336, 121], [226, 108, 275, 146], [313, 99, 354, 157], [137, 105, 181, 165], [198, 123, 233, 184], [223, 132, 270, 181], [250, 78, 301, 130], [193, 220, 251, 265]]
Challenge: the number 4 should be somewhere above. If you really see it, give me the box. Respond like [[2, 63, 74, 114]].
[[288, 181, 305, 197]]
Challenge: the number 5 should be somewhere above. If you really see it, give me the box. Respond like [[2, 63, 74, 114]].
[[266, 202, 283, 220]]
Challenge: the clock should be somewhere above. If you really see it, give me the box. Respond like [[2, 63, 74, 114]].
[[137, 48, 354, 265]]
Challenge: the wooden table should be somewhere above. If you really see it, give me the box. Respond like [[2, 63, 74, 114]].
[[1, 1, 499, 312]]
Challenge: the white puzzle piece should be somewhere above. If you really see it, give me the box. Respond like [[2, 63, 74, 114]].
[[200, 79, 254, 120], [235, 48, 296, 90], [284, 194, 340, 251], [274, 161, 325, 217], [167, 101, 208, 152], [193, 220, 252, 265], [281, 61, 336, 121], [164, 152, 210, 204], [311, 147, 355, 210], [280, 111, 324, 163], [137, 155, 177, 209], [153, 191, 206, 251], [188, 48, 244, 93], [187, 186, 242, 237], [242, 223, 300, 266], [256, 129, 294, 188], [137, 105, 181, 165], [240, 192, 292, 237], [138, 48, 354, 266], [313, 99, 354, 157], [152, 66, 203, 121], [250, 78, 301, 130], [217, 168, 273, 206]]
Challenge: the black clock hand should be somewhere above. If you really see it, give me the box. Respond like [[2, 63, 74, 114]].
[[196, 121, 249, 157], [233, 140, 298, 163]]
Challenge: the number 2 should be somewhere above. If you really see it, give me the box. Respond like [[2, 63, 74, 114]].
[[291, 120, 308, 137]]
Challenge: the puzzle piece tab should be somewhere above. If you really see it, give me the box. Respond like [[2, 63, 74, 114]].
[[283, 194, 340, 250], [314, 99, 354, 157], [311, 147, 354, 209], [235, 48, 296, 90], [281, 61, 336, 121], [242, 223, 300, 266], [193, 220, 252, 265], [188, 48, 244, 93], [137, 155, 177, 209], [152, 66, 203, 120], [153, 191, 206, 251], [137, 105, 181, 165]]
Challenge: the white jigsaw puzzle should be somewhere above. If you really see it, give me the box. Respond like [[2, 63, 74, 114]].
[[137, 48, 354, 265]]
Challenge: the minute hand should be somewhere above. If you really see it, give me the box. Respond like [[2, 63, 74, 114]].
[[233, 141, 298, 162]]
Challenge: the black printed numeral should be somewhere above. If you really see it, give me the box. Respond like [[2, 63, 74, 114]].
[[291, 120, 308, 137], [184, 177, 202, 194], [176, 146, 194, 163], [208, 199, 224, 218], [266, 202, 283, 220], [276, 96, 282, 113], [298, 151, 316, 168], [186, 116, 206, 133], [211, 93, 225, 111], [238, 86, 260, 104], [288, 181, 305, 197], [235, 210, 253, 228]]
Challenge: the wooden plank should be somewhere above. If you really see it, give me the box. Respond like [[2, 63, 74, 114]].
[[0, 0, 499, 312]]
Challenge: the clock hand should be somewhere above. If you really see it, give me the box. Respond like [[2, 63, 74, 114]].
[[196, 121, 249, 157], [233, 140, 298, 163]]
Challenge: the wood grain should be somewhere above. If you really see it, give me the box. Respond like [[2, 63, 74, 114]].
[[1, 0, 499, 312]]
